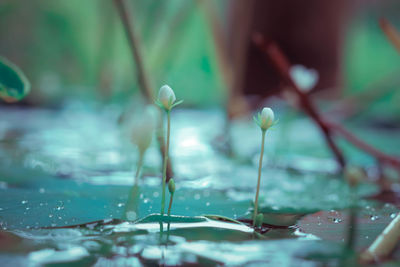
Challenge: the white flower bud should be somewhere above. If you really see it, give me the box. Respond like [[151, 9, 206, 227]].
[[257, 107, 275, 130], [131, 105, 158, 154], [157, 85, 176, 111], [289, 64, 319, 93]]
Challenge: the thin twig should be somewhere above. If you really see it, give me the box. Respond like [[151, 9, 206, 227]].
[[113, 0, 173, 179], [196, 0, 233, 89], [360, 213, 400, 263], [325, 70, 400, 120], [252, 33, 400, 171], [113, 0, 153, 100], [380, 18, 400, 54], [327, 121, 400, 171], [148, 0, 195, 68], [252, 33, 346, 168]]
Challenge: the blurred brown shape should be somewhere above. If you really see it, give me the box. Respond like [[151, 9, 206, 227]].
[[227, 0, 351, 103], [380, 18, 400, 54]]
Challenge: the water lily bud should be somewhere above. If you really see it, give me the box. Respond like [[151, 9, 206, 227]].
[[168, 178, 175, 194], [131, 105, 158, 154], [255, 107, 275, 131], [255, 213, 264, 228], [345, 166, 364, 187], [157, 85, 176, 111]]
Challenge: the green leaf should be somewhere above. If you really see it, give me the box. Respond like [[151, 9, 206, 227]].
[[0, 57, 30, 102], [170, 99, 183, 109], [135, 214, 206, 224]]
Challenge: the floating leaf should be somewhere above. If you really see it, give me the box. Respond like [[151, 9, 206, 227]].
[[256, 176, 378, 215], [0, 57, 30, 102]]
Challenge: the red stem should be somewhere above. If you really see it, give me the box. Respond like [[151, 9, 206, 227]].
[[327, 121, 400, 170], [252, 33, 400, 171], [252, 34, 346, 168]]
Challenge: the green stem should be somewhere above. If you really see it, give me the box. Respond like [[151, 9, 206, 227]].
[[166, 193, 174, 239], [253, 129, 266, 226], [161, 111, 171, 215], [123, 151, 144, 220], [134, 151, 144, 185], [167, 193, 174, 216], [346, 193, 357, 252]]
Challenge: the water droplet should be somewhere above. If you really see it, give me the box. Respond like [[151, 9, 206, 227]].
[[117, 203, 125, 207], [333, 218, 342, 224], [49, 214, 54, 218], [390, 213, 397, 219], [25, 207, 30, 211], [370, 215, 379, 221], [56, 206, 64, 211], [21, 200, 28, 204], [206, 202, 210, 206], [143, 198, 150, 204]]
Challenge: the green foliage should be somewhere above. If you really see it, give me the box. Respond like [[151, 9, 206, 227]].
[[0, 57, 30, 102]]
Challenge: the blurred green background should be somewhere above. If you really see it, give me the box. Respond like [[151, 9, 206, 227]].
[[0, 0, 399, 110]]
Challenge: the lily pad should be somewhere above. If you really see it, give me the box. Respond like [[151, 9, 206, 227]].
[[256, 175, 378, 215], [0, 57, 30, 102]]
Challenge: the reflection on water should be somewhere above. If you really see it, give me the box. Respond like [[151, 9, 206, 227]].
[[1, 102, 399, 265]]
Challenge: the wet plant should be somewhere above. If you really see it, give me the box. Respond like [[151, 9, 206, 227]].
[[124, 105, 157, 220], [344, 166, 364, 252], [340, 166, 365, 266], [156, 85, 183, 215], [166, 178, 175, 234], [254, 213, 263, 229], [252, 107, 276, 226], [0, 57, 30, 102], [167, 179, 175, 216]]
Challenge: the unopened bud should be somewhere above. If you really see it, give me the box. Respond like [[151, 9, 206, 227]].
[[157, 85, 176, 111], [168, 178, 175, 194], [254, 107, 275, 131]]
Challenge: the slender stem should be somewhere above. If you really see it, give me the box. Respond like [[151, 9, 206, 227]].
[[167, 193, 174, 216], [327, 121, 400, 171], [112, 0, 153, 100], [380, 18, 400, 54], [167, 193, 174, 240], [345, 188, 357, 252], [253, 129, 266, 225], [123, 152, 144, 220], [161, 111, 171, 215], [252, 35, 346, 168], [134, 151, 144, 185]]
